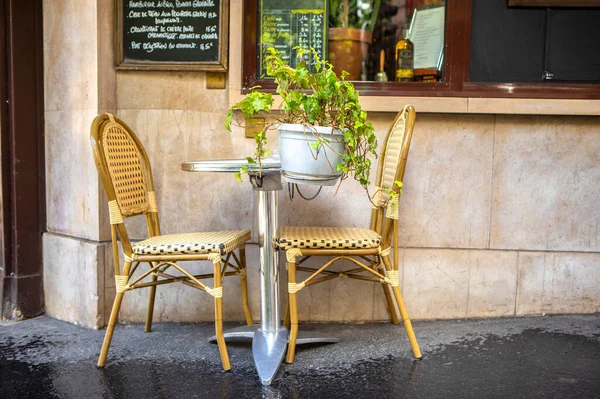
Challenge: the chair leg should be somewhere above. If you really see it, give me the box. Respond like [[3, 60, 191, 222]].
[[283, 303, 291, 329], [213, 260, 231, 371], [238, 246, 253, 326], [379, 254, 399, 324], [383, 256, 421, 359], [98, 291, 125, 367], [392, 285, 422, 359], [145, 272, 158, 333], [286, 259, 299, 364], [381, 283, 399, 325]]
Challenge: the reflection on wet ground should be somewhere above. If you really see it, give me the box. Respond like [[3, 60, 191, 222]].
[[1, 315, 599, 398]]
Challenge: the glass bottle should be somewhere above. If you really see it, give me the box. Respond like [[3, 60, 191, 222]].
[[395, 22, 414, 82]]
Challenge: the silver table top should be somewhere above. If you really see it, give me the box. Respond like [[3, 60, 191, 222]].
[[181, 157, 281, 174]]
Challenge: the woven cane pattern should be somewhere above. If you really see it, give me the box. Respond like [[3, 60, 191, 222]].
[[147, 191, 158, 213], [379, 247, 391, 257], [132, 230, 251, 256], [205, 286, 223, 298], [381, 106, 408, 190], [286, 248, 303, 262], [387, 270, 400, 287], [108, 200, 124, 225], [386, 196, 399, 220], [102, 120, 149, 216], [115, 275, 130, 293], [288, 282, 305, 293], [371, 186, 390, 209], [278, 227, 381, 250], [207, 253, 222, 264]]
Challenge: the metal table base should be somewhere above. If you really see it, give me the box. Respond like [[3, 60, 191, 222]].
[[209, 326, 338, 385], [182, 159, 338, 385], [246, 185, 338, 385]]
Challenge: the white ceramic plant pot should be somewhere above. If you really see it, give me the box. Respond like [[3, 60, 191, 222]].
[[277, 123, 346, 186]]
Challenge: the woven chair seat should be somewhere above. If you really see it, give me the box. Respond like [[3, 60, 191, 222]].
[[133, 230, 251, 256], [278, 226, 381, 250]]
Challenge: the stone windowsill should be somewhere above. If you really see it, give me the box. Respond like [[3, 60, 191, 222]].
[[228, 91, 600, 116]]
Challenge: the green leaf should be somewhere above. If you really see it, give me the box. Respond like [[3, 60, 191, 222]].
[[224, 111, 233, 131], [235, 172, 243, 182], [246, 157, 256, 164]]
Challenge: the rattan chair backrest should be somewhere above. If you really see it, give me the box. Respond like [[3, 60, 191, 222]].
[[90, 113, 155, 219], [377, 105, 415, 190], [370, 105, 416, 235]]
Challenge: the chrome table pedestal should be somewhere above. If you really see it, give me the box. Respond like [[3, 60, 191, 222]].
[[182, 158, 337, 385]]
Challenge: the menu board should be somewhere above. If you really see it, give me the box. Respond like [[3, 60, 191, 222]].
[[259, 0, 327, 78], [407, 4, 445, 70], [117, 0, 229, 71]]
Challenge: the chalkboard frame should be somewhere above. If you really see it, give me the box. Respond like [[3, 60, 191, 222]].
[[115, 0, 230, 71]]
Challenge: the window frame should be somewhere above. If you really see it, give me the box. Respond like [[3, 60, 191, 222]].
[[242, 0, 600, 99]]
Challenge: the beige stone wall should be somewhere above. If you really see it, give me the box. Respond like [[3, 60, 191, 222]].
[[43, 0, 600, 328], [43, 0, 115, 328], [110, 106, 600, 323]]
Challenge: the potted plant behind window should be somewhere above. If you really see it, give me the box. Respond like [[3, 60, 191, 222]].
[[225, 47, 381, 198], [329, 0, 381, 80]]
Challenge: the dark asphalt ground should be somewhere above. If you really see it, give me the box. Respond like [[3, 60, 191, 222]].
[[1, 315, 599, 398]]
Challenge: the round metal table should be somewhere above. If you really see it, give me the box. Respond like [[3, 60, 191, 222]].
[[181, 158, 336, 385]]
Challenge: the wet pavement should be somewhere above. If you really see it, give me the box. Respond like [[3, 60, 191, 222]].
[[1, 315, 599, 398]]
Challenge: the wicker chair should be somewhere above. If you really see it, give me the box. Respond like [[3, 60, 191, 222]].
[[90, 113, 253, 370], [280, 105, 422, 363]]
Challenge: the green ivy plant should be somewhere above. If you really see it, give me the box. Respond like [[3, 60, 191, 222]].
[[236, 131, 270, 182], [385, 180, 403, 200], [225, 47, 400, 206]]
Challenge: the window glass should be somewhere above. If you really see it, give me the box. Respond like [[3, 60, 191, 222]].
[[257, 0, 447, 83]]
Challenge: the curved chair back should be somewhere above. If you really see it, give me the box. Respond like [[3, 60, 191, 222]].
[[369, 105, 416, 242], [90, 113, 161, 256]]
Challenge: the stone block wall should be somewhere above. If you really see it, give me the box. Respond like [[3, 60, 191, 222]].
[[43, 0, 115, 329], [110, 101, 600, 323], [42, 0, 600, 328]]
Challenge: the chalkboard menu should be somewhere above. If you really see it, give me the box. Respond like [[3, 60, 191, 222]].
[[117, 0, 229, 71], [258, 0, 327, 78]]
